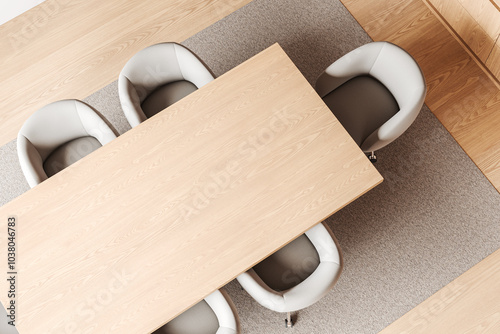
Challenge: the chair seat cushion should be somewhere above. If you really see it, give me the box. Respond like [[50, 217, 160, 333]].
[[322, 75, 399, 147], [154, 299, 219, 334], [253, 234, 320, 292], [43, 136, 102, 177], [141, 80, 198, 119]]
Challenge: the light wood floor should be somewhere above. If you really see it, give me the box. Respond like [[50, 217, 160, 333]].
[[339, 0, 500, 332]]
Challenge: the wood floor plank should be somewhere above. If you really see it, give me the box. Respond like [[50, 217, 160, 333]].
[[430, 80, 500, 188], [0, 0, 253, 147], [339, 0, 417, 41], [453, 91, 500, 187], [432, 72, 495, 127]]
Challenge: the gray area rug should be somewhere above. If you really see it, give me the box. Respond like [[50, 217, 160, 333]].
[[1, 0, 499, 333]]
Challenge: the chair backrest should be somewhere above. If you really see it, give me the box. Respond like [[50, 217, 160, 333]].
[[153, 289, 239, 334], [118, 43, 215, 127], [316, 42, 426, 152], [236, 222, 342, 313], [205, 290, 239, 333], [17, 99, 116, 187]]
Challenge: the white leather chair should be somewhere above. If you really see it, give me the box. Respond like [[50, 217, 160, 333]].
[[0, 303, 18, 334], [153, 289, 240, 334], [17, 99, 117, 188], [315, 41, 426, 162], [118, 42, 215, 128], [237, 222, 343, 327]]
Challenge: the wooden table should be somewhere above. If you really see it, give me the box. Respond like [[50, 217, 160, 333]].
[[0, 44, 382, 333], [0, 0, 253, 147]]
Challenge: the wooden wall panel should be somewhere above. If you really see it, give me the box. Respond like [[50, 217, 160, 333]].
[[428, 0, 495, 62], [458, 0, 500, 40]]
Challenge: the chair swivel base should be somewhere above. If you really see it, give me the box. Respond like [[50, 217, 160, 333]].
[[367, 151, 377, 163], [285, 312, 293, 328]]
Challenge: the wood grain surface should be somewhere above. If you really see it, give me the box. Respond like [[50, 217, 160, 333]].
[[427, 0, 494, 63], [340, 0, 500, 332], [379, 248, 500, 334], [454, 91, 500, 186], [422, 0, 500, 81], [0, 0, 253, 147], [458, 0, 500, 39], [0, 44, 382, 334], [486, 38, 500, 79]]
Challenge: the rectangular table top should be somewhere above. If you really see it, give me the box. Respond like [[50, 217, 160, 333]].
[[0, 44, 382, 333]]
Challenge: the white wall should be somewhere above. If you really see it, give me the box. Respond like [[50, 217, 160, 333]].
[[0, 0, 47, 25]]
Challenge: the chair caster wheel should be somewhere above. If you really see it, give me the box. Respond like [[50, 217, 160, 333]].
[[368, 152, 377, 163]]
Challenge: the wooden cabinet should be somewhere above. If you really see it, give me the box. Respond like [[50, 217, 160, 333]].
[[424, 0, 500, 84]]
